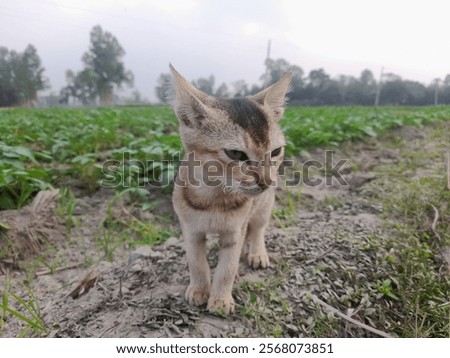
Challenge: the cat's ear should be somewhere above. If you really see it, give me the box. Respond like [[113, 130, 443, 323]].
[[252, 72, 292, 121], [169, 64, 210, 128]]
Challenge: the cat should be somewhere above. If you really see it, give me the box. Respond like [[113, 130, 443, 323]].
[[170, 64, 292, 314]]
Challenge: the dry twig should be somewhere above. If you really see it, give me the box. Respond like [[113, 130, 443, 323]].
[[431, 204, 440, 232], [68, 270, 98, 299], [311, 294, 392, 338], [35, 263, 84, 277], [305, 247, 336, 265], [430, 204, 442, 241]]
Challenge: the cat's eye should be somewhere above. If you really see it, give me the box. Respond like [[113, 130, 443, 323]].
[[224, 149, 249, 161], [271, 147, 282, 157]]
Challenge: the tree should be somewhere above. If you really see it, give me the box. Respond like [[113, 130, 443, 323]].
[[378, 74, 428, 105], [288, 65, 305, 104], [304, 69, 340, 105], [440, 74, 450, 104], [337, 74, 357, 104], [360, 69, 376, 87], [358, 69, 377, 105], [379, 79, 404, 105], [403, 81, 427, 105], [193, 75, 215, 95], [0, 47, 18, 106], [15, 45, 48, 106], [62, 25, 133, 106], [231, 80, 250, 97], [262, 58, 291, 85], [260, 58, 305, 103], [155, 73, 172, 103], [0, 45, 48, 107], [337, 70, 376, 105], [248, 84, 262, 96], [214, 83, 229, 98], [155, 72, 230, 103], [60, 69, 97, 105]]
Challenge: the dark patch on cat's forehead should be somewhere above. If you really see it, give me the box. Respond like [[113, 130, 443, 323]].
[[216, 98, 269, 145]]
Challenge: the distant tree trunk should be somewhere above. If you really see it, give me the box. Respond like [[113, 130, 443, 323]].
[[374, 67, 384, 106], [19, 95, 37, 108], [434, 79, 440, 106], [100, 90, 112, 106]]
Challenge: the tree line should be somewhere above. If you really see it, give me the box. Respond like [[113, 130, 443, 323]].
[[156, 58, 450, 106], [2, 25, 450, 107], [1, 26, 133, 107]]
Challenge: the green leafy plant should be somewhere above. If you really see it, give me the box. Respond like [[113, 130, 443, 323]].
[[1, 106, 450, 207], [377, 279, 399, 300], [0, 143, 52, 209]]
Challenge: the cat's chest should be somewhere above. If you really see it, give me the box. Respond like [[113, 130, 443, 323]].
[[174, 188, 254, 233], [186, 208, 251, 234]]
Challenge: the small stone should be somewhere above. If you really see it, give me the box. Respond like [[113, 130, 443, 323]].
[[164, 236, 181, 248]]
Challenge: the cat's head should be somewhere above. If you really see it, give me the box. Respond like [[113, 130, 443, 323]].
[[170, 64, 292, 196]]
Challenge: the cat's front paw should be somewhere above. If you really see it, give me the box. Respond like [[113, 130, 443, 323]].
[[185, 285, 210, 306], [247, 251, 269, 269], [207, 295, 235, 315]]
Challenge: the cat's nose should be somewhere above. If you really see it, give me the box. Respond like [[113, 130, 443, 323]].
[[258, 182, 269, 190], [258, 178, 273, 190]]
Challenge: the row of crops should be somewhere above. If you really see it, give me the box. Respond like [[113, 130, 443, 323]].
[[1, 105, 450, 209]]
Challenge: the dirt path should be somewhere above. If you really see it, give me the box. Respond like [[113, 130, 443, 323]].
[[1, 122, 449, 337]]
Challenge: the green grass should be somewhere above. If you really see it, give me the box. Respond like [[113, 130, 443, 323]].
[[56, 187, 76, 230], [1, 281, 48, 337], [272, 187, 302, 228], [236, 271, 292, 336], [360, 121, 450, 337], [375, 177, 450, 337]]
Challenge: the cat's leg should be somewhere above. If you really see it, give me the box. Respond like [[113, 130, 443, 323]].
[[246, 220, 270, 269], [207, 229, 244, 314], [184, 230, 211, 306], [246, 189, 274, 269]]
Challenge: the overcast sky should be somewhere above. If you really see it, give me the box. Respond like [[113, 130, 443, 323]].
[[1, 0, 449, 102]]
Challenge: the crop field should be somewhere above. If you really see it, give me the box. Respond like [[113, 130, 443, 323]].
[[1, 105, 450, 210], [0, 105, 449, 338]]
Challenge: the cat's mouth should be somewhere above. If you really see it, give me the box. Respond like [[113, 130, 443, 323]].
[[223, 182, 266, 196], [239, 185, 264, 196]]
